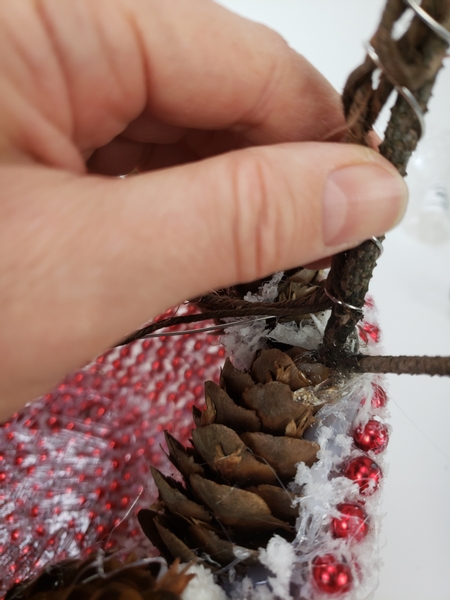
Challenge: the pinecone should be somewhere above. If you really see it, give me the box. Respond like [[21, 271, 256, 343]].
[[5, 554, 194, 600], [139, 348, 332, 572]]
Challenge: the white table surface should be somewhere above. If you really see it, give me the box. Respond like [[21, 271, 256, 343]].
[[217, 2, 450, 598]]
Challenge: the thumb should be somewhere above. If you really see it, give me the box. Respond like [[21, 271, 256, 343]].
[[0, 143, 407, 408], [116, 141, 407, 307]]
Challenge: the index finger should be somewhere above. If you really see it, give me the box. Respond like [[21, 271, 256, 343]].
[[1, 0, 345, 168], [126, 0, 345, 144]]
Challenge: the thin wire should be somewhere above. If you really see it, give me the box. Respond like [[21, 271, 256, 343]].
[[323, 287, 363, 313], [365, 43, 426, 139], [325, 237, 383, 313], [404, 0, 450, 44], [104, 487, 145, 548], [391, 397, 450, 463], [81, 554, 167, 584], [370, 236, 384, 256], [139, 315, 274, 339]]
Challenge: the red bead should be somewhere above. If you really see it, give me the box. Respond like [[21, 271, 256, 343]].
[[344, 456, 382, 496], [157, 346, 167, 358], [193, 384, 203, 398], [369, 324, 380, 342], [361, 322, 380, 343], [152, 360, 162, 372], [120, 346, 131, 358], [172, 356, 182, 370], [312, 554, 353, 594], [364, 297, 374, 309], [332, 504, 369, 542], [174, 339, 184, 353], [371, 383, 388, 408], [354, 420, 389, 454]]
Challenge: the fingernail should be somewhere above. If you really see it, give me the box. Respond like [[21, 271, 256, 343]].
[[322, 164, 408, 246]]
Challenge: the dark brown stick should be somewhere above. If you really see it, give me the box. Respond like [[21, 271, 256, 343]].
[[116, 300, 332, 346], [321, 0, 450, 359], [354, 354, 450, 376]]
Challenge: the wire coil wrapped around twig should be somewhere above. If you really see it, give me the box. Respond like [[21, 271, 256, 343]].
[[322, 0, 450, 354]]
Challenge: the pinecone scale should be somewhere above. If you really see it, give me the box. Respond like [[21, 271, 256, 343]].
[[139, 348, 330, 570]]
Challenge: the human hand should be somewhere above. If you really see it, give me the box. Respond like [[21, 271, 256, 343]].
[[0, 0, 408, 417]]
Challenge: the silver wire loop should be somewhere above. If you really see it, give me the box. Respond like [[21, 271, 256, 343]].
[[370, 236, 384, 256], [404, 0, 450, 45], [366, 43, 426, 140], [324, 237, 382, 312], [366, 3, 450, 141], [324, 287, 363, 313]]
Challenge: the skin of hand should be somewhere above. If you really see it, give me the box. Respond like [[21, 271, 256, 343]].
[[0, 0, 408, 419]]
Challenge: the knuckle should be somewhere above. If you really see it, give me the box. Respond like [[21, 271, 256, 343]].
[[227, 149, 288, 282], [245, 39, 292, 127]]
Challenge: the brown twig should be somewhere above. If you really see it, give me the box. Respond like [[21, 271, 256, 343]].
[[353, 354, 450, 376], [116, 299, 332, 346], [321, 0, 450, 361]]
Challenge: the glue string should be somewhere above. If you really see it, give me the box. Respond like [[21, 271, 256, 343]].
[[80, 554, 167, 584], [104, 486, 145, 549], [391, 397, 450, 462], [76, 486, 151, 584]]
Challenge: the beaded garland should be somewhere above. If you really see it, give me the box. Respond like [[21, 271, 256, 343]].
[[0, 304, 224, 595]]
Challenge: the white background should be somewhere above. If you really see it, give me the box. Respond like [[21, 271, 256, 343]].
[[217, 2, 450, 599]]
